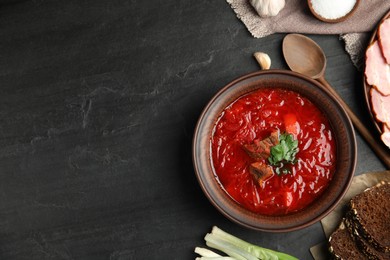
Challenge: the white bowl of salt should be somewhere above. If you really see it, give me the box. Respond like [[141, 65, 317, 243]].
[[308, 0, 360, 23]]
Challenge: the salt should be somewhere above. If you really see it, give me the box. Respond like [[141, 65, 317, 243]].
[[310, 0, 357, 20]]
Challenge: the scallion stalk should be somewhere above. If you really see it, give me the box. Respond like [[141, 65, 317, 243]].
[[195, 247, 223, 257], [196, 257, 238, 260], [205, 232, 258, 260], [199, 226, 298, 260]]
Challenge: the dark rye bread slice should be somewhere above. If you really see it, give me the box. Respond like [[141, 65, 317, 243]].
[[348, 182, 390, 253], [344, 212, 390, 260], [328, 219, 367, 260]]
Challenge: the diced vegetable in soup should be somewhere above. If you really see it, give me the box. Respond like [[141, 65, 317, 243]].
[[211, 88, 336, 215]]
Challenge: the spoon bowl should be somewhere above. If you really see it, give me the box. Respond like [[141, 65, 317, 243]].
[[282, 34, 326, 79], [282, 33, 390, 169]]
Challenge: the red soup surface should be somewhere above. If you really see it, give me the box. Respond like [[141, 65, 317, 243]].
[[211, 88, 336, 215]]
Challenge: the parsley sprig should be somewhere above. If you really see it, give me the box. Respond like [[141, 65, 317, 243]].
[[268, 133, 299, 175]]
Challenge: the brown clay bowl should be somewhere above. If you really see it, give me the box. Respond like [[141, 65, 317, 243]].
[[192, 70, 357, 232]]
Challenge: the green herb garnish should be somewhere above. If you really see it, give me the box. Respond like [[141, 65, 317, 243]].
[[268, 133, 299, 174]]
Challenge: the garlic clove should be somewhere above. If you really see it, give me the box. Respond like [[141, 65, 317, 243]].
[[253, 52, 271, 70], [249, 0, 286, 18]]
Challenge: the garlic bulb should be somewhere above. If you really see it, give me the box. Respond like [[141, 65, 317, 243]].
[[249, 0, 286, 18]]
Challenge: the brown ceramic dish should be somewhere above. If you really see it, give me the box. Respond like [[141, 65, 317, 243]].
[[363, 10, 390, 135], [307, 0, 360, 23], [192, 70, 357, 232]]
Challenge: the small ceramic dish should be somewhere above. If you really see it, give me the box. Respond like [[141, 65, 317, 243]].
[[192, 70, 357, 232], [307, 0, 360, 23]]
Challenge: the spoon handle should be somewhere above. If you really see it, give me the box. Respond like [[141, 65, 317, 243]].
[[317, 77, 390, 169]]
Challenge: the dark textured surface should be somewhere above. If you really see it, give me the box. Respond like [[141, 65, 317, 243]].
[[0, 0, 386, 259]]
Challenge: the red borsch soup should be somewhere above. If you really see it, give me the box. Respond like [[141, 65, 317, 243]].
[[211, 87, 336, 216]]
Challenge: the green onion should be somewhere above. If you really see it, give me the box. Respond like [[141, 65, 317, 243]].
[[195, 226, 299, 260], [195, 247, 223, 257], [196, 257, 238, 260], [195, 246, 237, 259]]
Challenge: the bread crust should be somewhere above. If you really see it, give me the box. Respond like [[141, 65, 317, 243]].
[[328, 220, 367, 260], [345, 211, 390, 260], [348, 182, 390, 253], [328, 182, 390, 259]]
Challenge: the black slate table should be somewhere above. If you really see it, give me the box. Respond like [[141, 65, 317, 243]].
[[0, 1, 387, 259]]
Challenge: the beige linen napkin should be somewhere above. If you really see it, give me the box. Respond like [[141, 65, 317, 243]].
[[226, 0, 390, 69], [310, 170, 390, 260]]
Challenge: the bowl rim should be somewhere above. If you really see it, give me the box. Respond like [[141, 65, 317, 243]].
[[192, 69, 357, 232]]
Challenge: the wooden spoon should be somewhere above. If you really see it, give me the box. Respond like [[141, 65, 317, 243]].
[[282, 33, 390, 169]]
